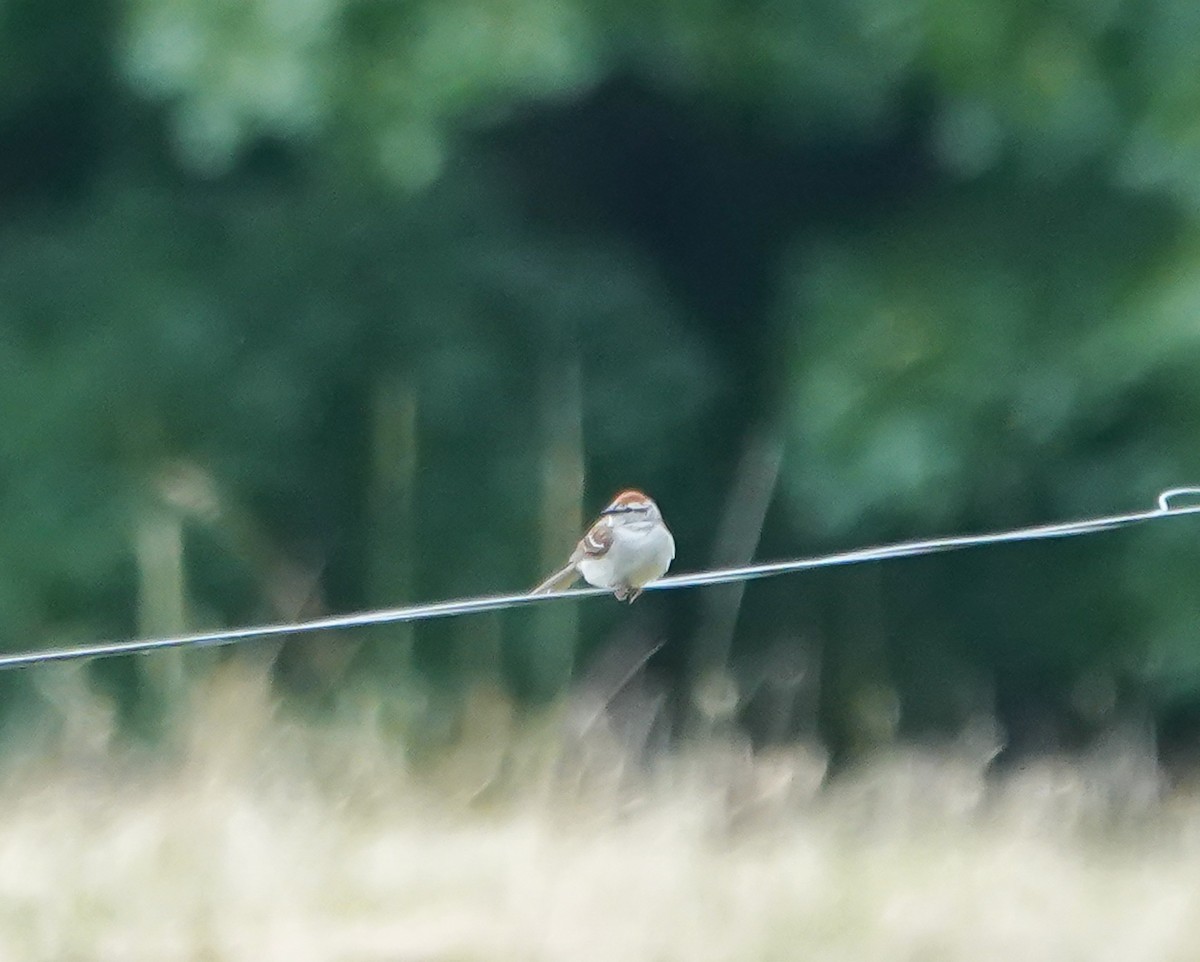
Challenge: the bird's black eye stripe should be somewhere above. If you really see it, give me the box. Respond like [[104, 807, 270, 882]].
[[603, 502, 649, 515]]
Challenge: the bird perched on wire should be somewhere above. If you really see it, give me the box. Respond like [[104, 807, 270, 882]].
[[533, 490, 675, 603]]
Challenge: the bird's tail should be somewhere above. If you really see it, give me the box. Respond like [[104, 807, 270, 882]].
[[531, 563, 579, 595]]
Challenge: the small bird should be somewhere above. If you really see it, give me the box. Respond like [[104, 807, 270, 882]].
[[533, 490, 675, 603]]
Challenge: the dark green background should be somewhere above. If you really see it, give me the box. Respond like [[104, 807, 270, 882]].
[[5, 0, 1200, 765]]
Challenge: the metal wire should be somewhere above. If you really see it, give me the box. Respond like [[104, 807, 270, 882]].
[[3, 487, 1200, 672]]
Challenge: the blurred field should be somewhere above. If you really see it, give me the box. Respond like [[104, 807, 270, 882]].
[[0, 663, 1196, 962]]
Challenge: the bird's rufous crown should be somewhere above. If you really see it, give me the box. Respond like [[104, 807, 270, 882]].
[[600, 489, 657, 516]]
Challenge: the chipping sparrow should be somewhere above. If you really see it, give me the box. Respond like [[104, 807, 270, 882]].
[[533, 490, 675, 603]]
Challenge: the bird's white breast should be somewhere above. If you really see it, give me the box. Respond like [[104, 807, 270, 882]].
[[578, 522, 675, 589]]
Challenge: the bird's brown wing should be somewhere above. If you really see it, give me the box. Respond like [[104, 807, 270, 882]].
[[531, 519, 612, 594], [571, 518, 613, 563]]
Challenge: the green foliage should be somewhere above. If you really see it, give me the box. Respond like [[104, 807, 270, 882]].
[[119, 0, 601, 182], [779, 184, 1193, 530], [4, 0, 1200, 756]]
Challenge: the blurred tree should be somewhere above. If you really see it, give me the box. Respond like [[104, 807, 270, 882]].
[[2, 0, 1200, 762], [0, 0, 116, 199]]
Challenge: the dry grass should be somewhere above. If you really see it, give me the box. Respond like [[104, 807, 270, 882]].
[[1, 664, 1198, 962]]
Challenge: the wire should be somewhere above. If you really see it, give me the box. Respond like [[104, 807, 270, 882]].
[[3, 487, 1200, 672]]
